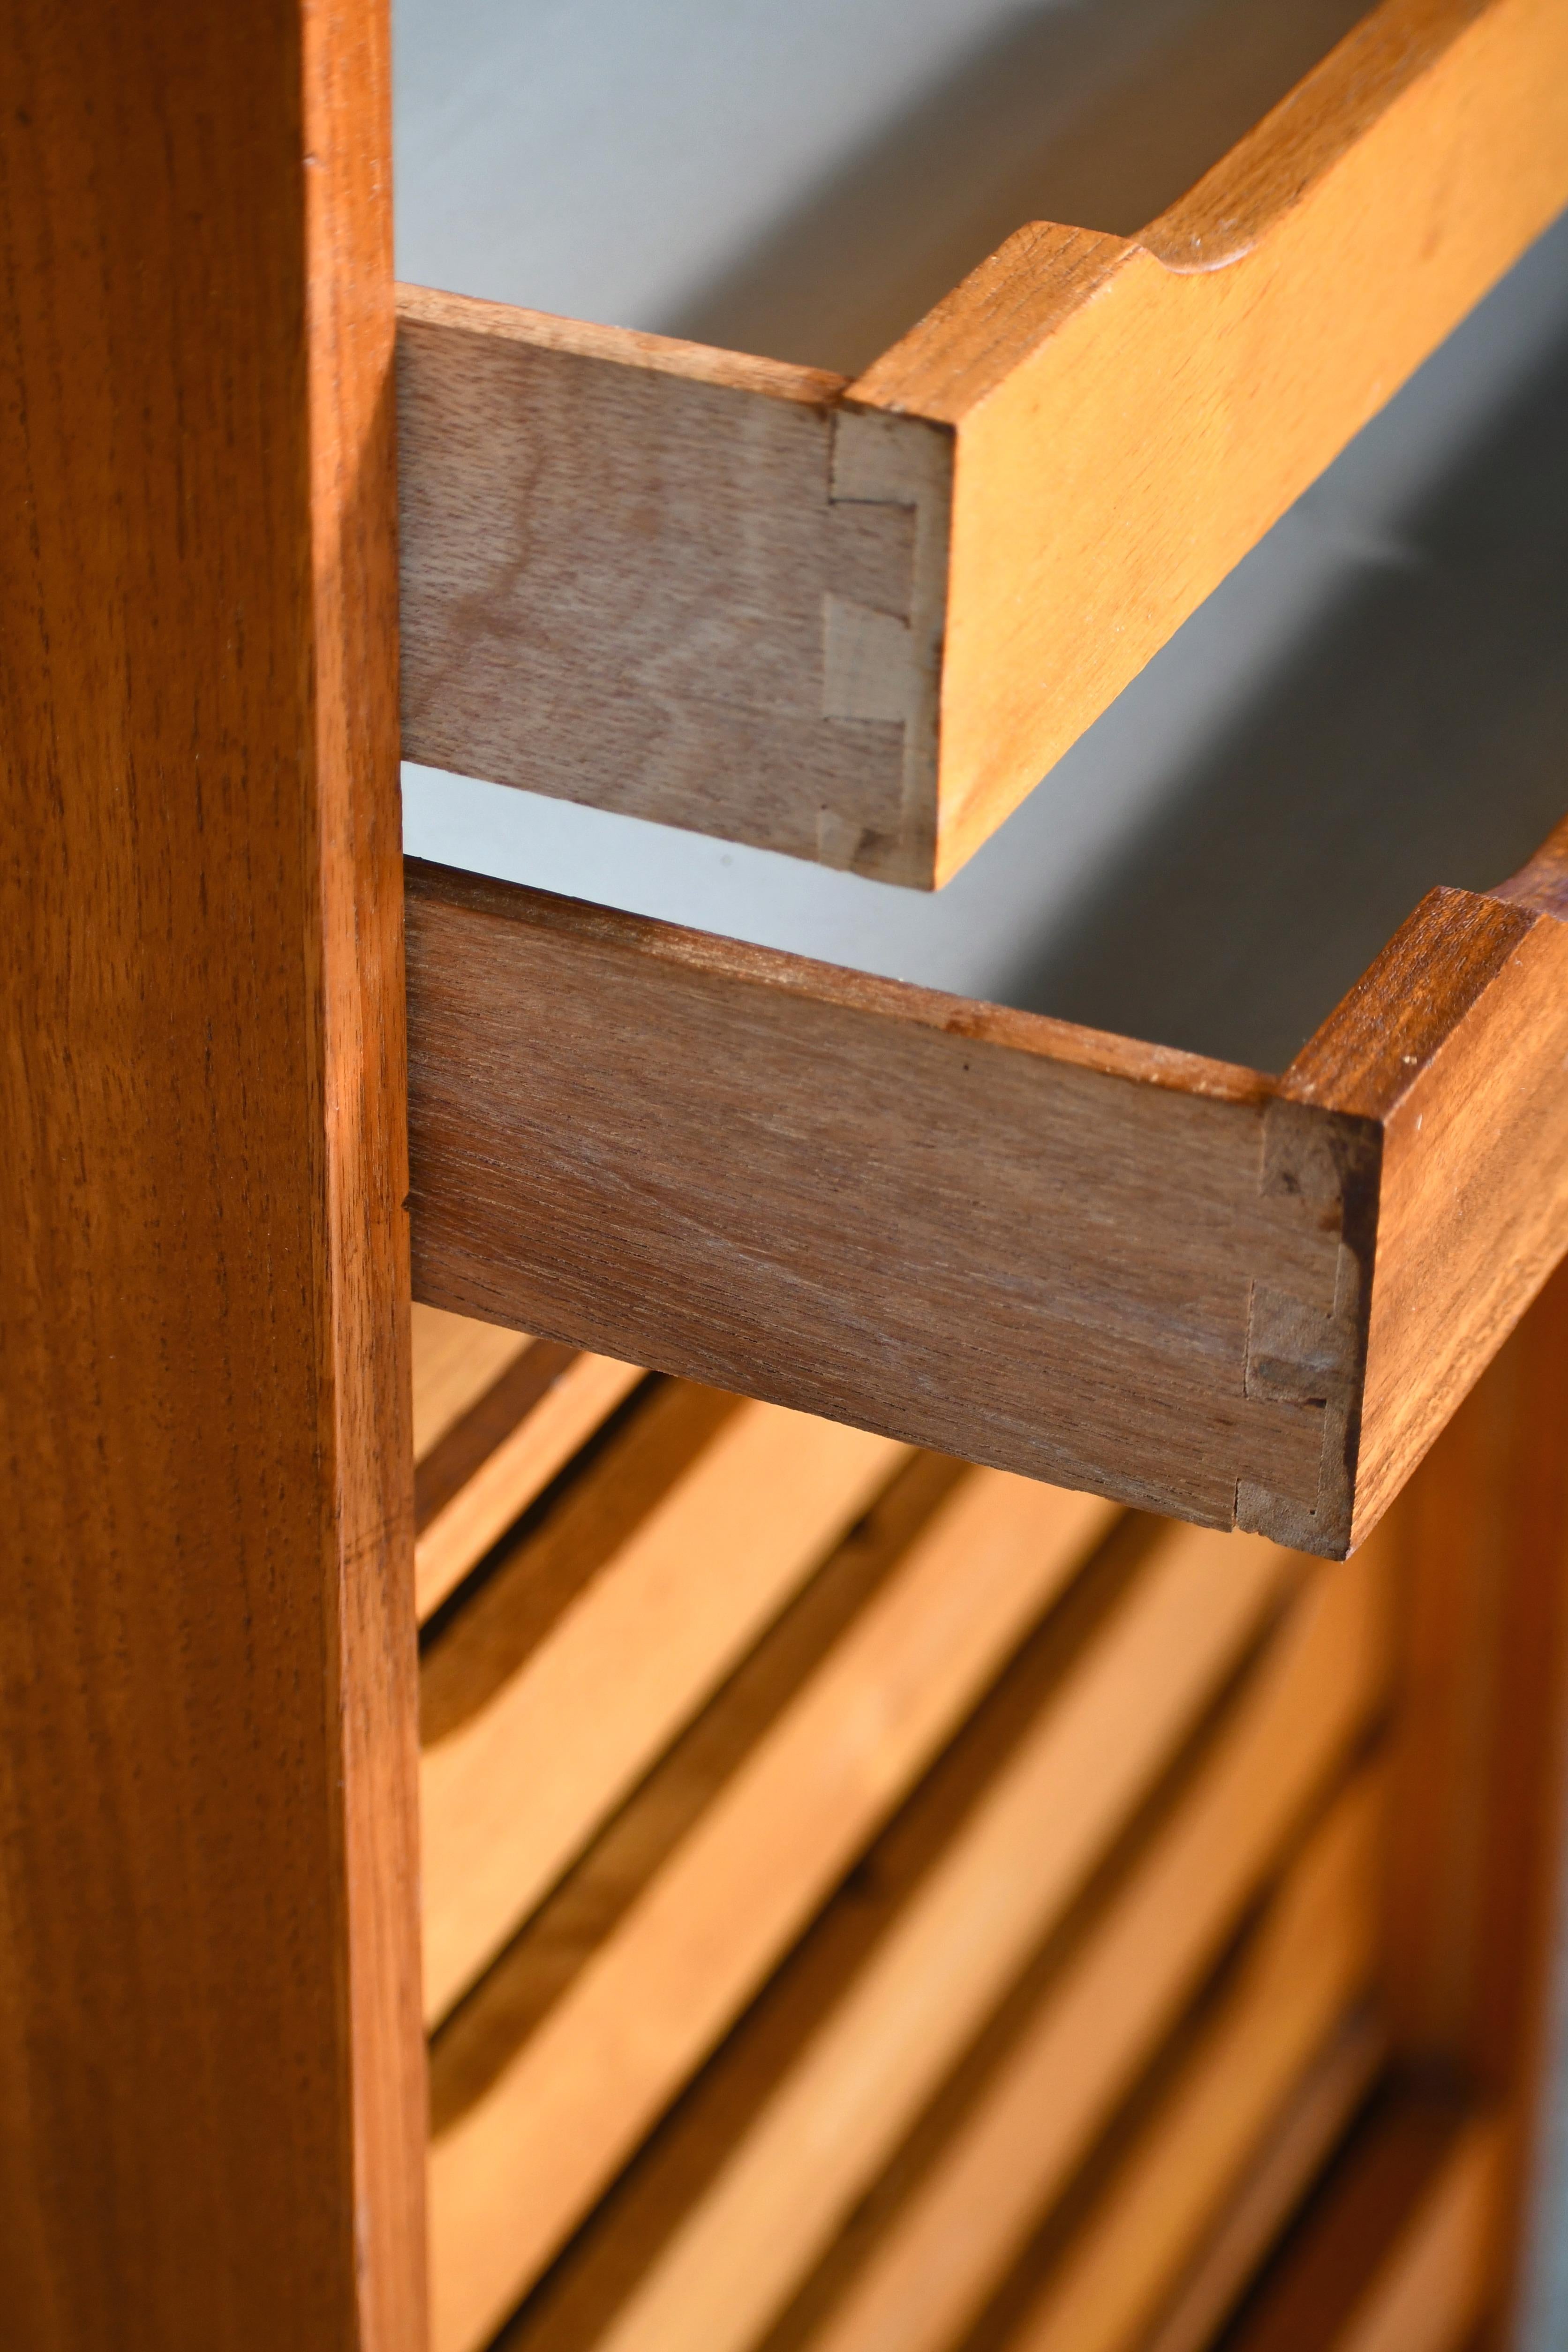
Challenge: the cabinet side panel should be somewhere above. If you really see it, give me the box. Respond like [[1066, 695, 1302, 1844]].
[[0, 5, 422, 2347]]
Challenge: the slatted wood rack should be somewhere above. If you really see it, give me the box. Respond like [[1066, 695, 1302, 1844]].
[[4, 3, 1568, 2350]]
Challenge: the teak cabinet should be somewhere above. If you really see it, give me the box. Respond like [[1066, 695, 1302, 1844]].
[[4, 3, 1568, 2351]]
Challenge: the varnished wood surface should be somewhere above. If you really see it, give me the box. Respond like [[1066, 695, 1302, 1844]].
[[1222, 2094, 1503, 2352], [990, 1773, 1383, 2352], [420, 1384, 905, 2023], [427, 1465, 1118, 2346], [396, 0, 1568, 884], [404, 862, 1362, 1551], [407, 781, 1568, 1558], [0, 3, 423, 2347], [476, 1533, 1378, 2352]]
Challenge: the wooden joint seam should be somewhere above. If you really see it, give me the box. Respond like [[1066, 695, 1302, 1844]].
[[1236, 1100, 1380, 1556], [819, 407, 952, 873]]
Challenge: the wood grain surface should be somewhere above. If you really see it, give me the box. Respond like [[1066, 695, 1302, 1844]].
[[407, 784, 1568, 1560], [0, 4, 423, 2348], [862, 0, 1568, 880], [420, 1384, 905, 2024], [398, 288, 951, 884], [993, 1772, 1384, 2352], [1223, 2094, 1503, 2352], [1282, 883, 1568, 1547], [395, 0, 1568, 884], [405, 863, 1368, 1552], [426, 1465, 1117, 2338], [751, 1546, 1389, 2352], [480, 1524, 1317, 2352]]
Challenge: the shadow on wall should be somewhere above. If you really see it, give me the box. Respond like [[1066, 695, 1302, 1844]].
[[1007, 311, 1568, 1073], [670, 0, 1372, 374]]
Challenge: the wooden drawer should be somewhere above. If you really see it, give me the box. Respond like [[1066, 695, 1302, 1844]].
[[18, 10, 1568, 2352], [395, 0, 1568, 887], [405, 803, 1568, 1561]]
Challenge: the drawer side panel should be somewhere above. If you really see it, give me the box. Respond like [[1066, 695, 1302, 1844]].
[[406, 866, 1367, 1545], [398, 290, 951, 886]]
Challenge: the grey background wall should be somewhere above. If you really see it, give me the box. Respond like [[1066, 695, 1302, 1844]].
[[392, 4, 1568, 2304]]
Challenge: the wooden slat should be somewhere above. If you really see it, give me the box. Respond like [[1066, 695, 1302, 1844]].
[[1139, 2013, 1385, 2352], [747, 1542, 1392, 2352], [1221, 2095, 1504, 2352], [421, 1384, 906, 2024], [396, 0, 1568, 886], [1279, 884, 1568, 1547], [0, 1, 424, 2345], [427, 1463, 1120, 2333], [412, 1310, 645, 1622], [1331, 2122, 1503, 2352], [990, 1773, 1385, 2352], [480, 1527, 1363, 2352], [1374, 1254, 1568, 2326], [415, 1337, 577, 1536], [397, 294, 950, 885]]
